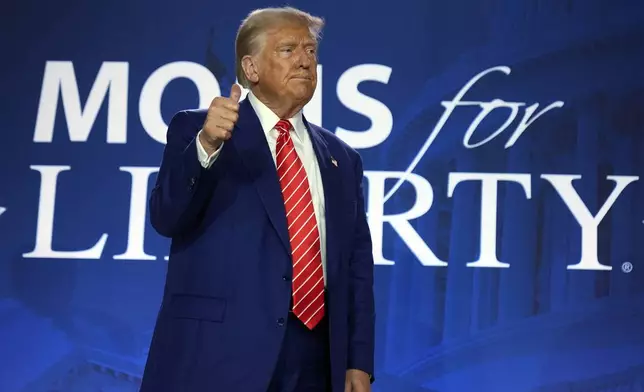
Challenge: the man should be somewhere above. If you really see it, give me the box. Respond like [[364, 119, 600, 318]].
[[140, 6, 375, 392]]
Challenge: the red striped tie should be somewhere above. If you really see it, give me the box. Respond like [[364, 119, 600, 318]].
[[275, 119, 325, 329]]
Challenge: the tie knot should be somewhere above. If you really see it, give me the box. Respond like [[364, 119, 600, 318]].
[[275, 119, 292, 135]]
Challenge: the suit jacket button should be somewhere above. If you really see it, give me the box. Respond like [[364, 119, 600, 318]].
[[277, 317, 285, 326]]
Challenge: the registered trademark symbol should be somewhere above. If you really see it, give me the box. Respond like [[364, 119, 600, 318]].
[[622, 262, 633, 273]]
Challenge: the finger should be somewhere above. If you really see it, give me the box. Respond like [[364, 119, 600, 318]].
[[210, 97, 239, 112], [208, 126, 231, 140], [209, 96, 239, 112], [208, 95, 219, 108], [219, 124, 235, 137], [218, 100, 240, 112], [230, 83, 242, 102], [216, 119, 235, 131], [217, 129, 232, 140], [220, 110, 239, 124], [203, 122, 232, 140]]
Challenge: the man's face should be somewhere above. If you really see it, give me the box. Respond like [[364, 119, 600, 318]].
[[255, 24, 318, 105]]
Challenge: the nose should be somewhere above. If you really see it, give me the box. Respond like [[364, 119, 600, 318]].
[[296, 47, 312, 68]]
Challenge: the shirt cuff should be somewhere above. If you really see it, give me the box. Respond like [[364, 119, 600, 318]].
[[196, 129, 222, 169]]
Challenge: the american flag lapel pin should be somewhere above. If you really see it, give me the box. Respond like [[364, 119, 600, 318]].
[[331, 157, 338, 167]]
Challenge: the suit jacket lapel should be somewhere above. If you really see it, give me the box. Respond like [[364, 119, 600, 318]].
[[303, 117, 343, 283], [231, 99, 291, 255], [230, 101, 343, 282]]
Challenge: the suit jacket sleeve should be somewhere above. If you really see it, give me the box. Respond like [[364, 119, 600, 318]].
[[348, 153, 376, 380], [149, 111, 219, 238]]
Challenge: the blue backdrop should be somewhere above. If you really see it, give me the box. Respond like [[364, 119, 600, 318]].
[[2, 0, 644, 391]]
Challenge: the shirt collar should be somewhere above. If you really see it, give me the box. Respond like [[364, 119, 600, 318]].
[[247, 91, 305, 140]]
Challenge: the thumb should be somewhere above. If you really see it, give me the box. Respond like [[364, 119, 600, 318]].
[[230, 84, 242, 102]]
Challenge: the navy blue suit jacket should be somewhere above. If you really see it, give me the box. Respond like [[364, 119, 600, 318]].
[[140, 98, 375, 392]]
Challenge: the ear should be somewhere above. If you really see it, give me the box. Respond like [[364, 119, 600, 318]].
[[241, 55, 259, 84]]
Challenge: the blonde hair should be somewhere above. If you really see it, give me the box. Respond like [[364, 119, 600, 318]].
[[235, 7, 324, 88]]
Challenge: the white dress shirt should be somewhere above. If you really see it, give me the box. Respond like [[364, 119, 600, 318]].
[[196, 92, 327, 283]]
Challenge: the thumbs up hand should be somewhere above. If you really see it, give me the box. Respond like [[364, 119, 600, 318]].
[[199, 84, 242, 153]]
